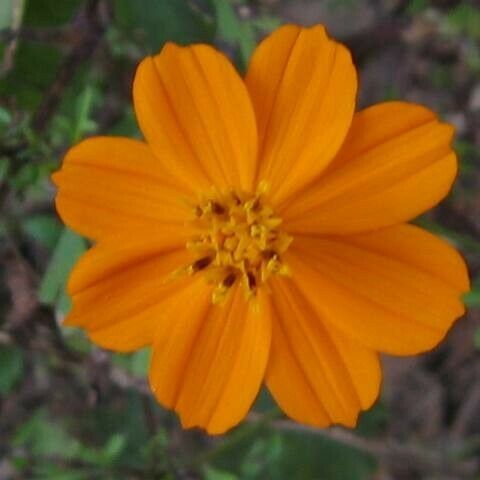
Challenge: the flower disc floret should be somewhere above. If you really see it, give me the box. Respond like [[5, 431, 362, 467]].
[[181, 182, 292, 304]]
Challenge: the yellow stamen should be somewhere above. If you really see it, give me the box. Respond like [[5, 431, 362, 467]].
[[176, 183, 292, 304]]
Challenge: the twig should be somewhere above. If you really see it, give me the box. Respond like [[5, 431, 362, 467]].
[[3, 241, 40, 329], [32, 0, 110, 133], [341, 21, 404, 65], [0, 0, 25, 76], [109, 364, 151, 396], [0, 26, 72, 45], [451, 381, 480, 440], [263, 417, 479, 478]]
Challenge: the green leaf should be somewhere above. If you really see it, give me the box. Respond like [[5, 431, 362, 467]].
[[253, 387, 277, 413], [250, 15, 281, 32], [112, 348, 151, 377], [474, 328, 480, 350], [0, 42, 62, 108], [105, 106, 139, 137], [114, 0, 214, 52], [212, 420, 376, 480], [270, 430, 376, 480], [466, 41, 480, 73], [204, 466, 239, 480], [465, 290, 480, 308], [430, 65, 453, 89], [0, 0, 14, 30], [23, 0, 80, 27], [98, 433, 127, 465], [212, 0, 255, 68], [10, 163, 40, 190], [22, 214, 62, 250], [130, 348, 151, 376], [234, 23, 255, 68], [56, 291, 73, 316], [33, 470, 87, 480], [212, 0, 241, 43], [0, 106, 12, 125], [464, 275, 480, 309], [38, 227, 87, 312], [71, 85, 97, 143], [356, 402, 389, 436], [0, 0, 25, 30], [240, 433, 283, 478], [0, 346, 24, 394], [448, 5, 480, 40], [0, 157, 9, 182], [14, 408, 132, 475], [407, 0, 428, 15], [13, 409, 81, 459]]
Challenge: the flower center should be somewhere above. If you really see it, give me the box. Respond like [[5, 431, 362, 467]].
[[176, 182, 292, 305]]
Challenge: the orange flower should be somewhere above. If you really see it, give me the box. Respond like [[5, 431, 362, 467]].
[[53, 25, 469, 434]]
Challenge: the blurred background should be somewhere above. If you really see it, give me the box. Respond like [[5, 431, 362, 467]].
[[1, 0, 480, 479]]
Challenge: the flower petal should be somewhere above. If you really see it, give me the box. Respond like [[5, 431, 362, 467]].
[[288, 224, 469, 355], [149, 286, 272, 434], [134, 42, 258, 192], [282, 102, 457, 234], [52, 137, 191, 241], [266, 277, 381, 428], [64, 232, 192, 352], [245, 24, 357, 205]]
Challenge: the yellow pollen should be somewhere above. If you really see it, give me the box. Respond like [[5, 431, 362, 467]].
[[176, 182, 292, 305]]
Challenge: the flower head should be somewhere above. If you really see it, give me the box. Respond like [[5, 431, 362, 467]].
[[53, 24, 469, 434]]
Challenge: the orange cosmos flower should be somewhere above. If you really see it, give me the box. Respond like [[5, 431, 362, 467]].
[[52, 24, 469, 434]]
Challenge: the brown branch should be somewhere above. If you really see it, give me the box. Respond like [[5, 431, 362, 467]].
[[0, 0, 25, 76], [31, 0, 111, 133], [0, 26, 69, 45], [341, 20, 405, 66], [451, 381, 480, 440], [264, 418, 479, 478]]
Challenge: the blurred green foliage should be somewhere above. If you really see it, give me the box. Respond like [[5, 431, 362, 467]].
[[0, 345, 24, 394], [115, 0, 215, 51]]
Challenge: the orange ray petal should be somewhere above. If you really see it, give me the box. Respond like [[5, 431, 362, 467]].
[[287, 224, 469, 355], [134, 42, 258, 192], [149, 286, 271, 434], [64, 233, 193, 352], [282, 102, 457, 235], [266, 277, 381, 428], [52, 137, 191, 242], [245, 24, 356, 205]]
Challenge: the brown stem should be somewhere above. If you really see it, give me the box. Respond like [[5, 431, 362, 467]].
[[251, 414, 479, 478], [31, 0, 111, 133]]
